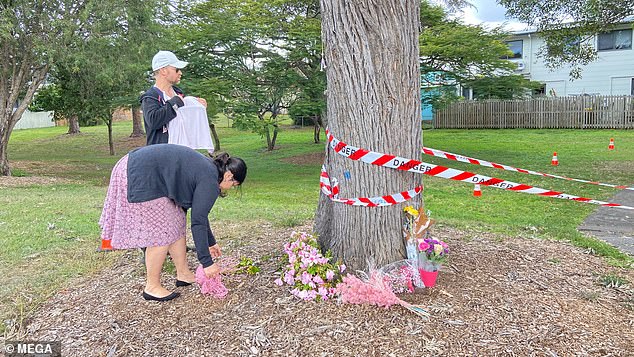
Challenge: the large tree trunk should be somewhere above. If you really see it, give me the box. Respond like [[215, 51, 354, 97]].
[[316, 0, 422, 271], [130, 105, 144, 137], [67, 115, 80, 134]]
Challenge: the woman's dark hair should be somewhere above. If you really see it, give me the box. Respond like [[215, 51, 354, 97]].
[[212, 152, 247, 185]]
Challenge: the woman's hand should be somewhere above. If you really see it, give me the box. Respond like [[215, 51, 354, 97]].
[[204, 263, 220, 278], [196, 97, 207, 108], [209, 244, 222, 258]]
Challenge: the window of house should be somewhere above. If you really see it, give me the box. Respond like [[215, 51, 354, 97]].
[[504, 40, 523, 59], [598, 29, 632, 51], [461, 86, 471, 100], [563, 36, 581, 55], [533, 84, 546, 97]]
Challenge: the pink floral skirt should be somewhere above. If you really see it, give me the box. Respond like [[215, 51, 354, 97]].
[[99, 154, 186, 249]]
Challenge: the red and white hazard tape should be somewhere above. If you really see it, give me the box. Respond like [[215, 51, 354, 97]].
[[325, 129, 634, 210], [320, 165, 423, 207], [422, 147, 634, 191]]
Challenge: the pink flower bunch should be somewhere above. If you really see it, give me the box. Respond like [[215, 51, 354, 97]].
[[336, 272, 404, 308], [195, 264, 229, 298], [275, 231, 345, 302]]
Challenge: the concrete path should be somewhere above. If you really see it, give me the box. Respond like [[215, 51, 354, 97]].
[[579, 189, 634, 256]]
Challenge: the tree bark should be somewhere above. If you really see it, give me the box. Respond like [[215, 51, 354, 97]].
[[265, 126, 272, 151], [209, 122, 221, 151], [0, 65, 48, 176], [130, 105, 144, 137], [0, 132, 10, 176], [312, 115, 322, 143], [270, 123, 279, 150], [0, 111, 21, 176], [67, 115, 80, 134], [316, 0, 422, 271], [107, 113, 115, 155]]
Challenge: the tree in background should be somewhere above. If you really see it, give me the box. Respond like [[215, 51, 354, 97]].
[[29, 81, 84, 134], [0, 0, 163, 175], [0, 0, 89, 176], [31, 0, 163, 151], [498, 0, 634, 78], [175, 0, 324, 150], [419, 1, 539, 108], [465, 75, 542, 100]]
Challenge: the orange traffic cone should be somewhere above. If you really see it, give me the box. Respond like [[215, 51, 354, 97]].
[[608, 138, 615, 150], [551, 152, 559, 166], [473, 184, 482, 197], [100, 239, 113, 251]]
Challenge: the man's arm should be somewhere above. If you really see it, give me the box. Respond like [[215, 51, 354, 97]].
[[140, 95, 185, 132]]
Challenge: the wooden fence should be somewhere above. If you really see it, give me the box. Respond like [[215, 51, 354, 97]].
[[434, 95, 634, 129]]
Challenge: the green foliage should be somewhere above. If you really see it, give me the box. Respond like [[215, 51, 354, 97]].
[[37, 0, 164, 128], [235, 257, 261, 275], [276, 214, 305, 227], [466, 75, 543, 100], [173, 0, 324, 150], [600, 273, 629, 288], [419, 1, 537, 108]]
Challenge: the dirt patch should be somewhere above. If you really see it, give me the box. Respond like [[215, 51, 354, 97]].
[[0, 175, 75, 187], [281, 152, 324, 166], [593, 161, 634, 184], [8, 223, 634, 356], [97, 135, 146, 154], [9, 160, 79, 177]]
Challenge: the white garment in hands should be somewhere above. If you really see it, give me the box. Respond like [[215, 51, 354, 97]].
[[167, 96, 215, 152]]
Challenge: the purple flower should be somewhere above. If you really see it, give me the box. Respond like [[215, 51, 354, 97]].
[[313, 275, 324, 285], [339, 264, 346, 273], [300, 271, 313, 285], [296, 289, 308, 300], [305, 290, 317, 301], [318, 286, 328, 298], [283, 272, 295, 285], [274, 278, 284, 286], [326, 270, 335, 281]]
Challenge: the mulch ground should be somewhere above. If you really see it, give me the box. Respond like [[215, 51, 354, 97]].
[[12, 222, 633, 356]]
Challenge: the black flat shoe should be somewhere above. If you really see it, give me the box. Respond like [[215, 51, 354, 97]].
[[142, 291, 181, 302], [175, 280, 193, 287]]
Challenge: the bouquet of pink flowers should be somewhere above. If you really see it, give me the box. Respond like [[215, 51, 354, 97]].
[[275, 231, 345, 301], [335, 264, 429, 319]]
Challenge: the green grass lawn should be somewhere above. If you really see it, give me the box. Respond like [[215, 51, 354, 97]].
[[2, 121, 633, 332]]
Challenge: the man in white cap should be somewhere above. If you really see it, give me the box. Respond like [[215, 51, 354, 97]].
[[139, 50, 207, 145]]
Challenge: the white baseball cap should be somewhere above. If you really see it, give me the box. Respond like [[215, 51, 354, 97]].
[[152, 50, 188, 71]]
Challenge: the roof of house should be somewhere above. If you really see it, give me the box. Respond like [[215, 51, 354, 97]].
[[510, 15, 634, 36]]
